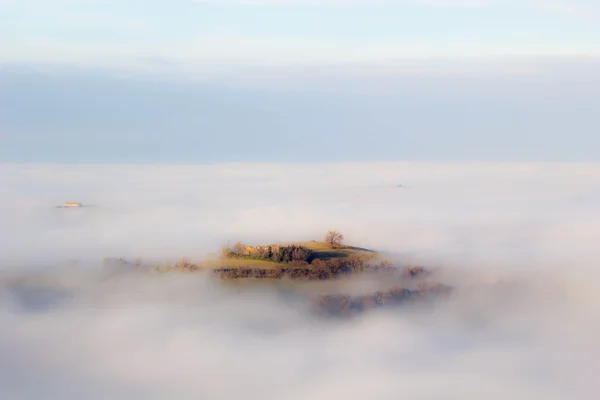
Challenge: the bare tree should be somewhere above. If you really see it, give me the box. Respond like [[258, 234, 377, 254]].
[[221, 243, 233, 259], [233, 241, 247, 257], [325, 230, 344, 248]]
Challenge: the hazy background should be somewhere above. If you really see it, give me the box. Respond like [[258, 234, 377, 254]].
[[1, 0, 600, 163], [1, 162, 600, 399], [2, 59, 600, 163]]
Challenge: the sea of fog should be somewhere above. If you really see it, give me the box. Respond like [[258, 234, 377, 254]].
[[1, 162, 599, 399]]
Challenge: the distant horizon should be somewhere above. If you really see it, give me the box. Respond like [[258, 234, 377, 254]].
[[2, 0, 599, 163], [2, 61, 599, 163]]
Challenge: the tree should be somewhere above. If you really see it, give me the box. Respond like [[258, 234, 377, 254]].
[[325, 230, 344, 248], [232, 242, 247, 258]]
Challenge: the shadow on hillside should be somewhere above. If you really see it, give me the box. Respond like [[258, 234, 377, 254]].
[[307, 245, 377, 262], [308, 251, 348, 262], [343, 245, 377, 253]]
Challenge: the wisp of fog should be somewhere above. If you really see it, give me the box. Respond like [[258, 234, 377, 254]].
[[1, 162, 599, 399]]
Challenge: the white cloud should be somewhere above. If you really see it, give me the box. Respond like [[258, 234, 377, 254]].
[[191, 0, 600, 20], [191, 0, 494, 4], [2, 34, 598, 86], [2, 162, 600, 399], [530, 0, 600, 21], [1, 162, 600, 266]]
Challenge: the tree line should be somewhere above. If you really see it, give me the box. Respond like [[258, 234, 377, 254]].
[[221, 242, 313, 263], [214, 257, 423, 281], [313, 283, 453, 317]]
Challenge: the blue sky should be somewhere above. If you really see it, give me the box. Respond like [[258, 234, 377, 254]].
[[1, 0, 600, 68], [1, 0, 599, 162]]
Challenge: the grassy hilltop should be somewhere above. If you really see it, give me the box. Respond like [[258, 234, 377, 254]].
[[103, 231, 383, 273], [105, 234, 397, 277], [205, 240, 382, 270]]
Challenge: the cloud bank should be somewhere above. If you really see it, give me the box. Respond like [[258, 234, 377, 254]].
[[191, 0, 600, 21], [1, 162, 600, 399]]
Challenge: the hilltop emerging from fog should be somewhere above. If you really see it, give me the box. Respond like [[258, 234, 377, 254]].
[[106, 238, 386, 275], [103, 238, 452, 317]]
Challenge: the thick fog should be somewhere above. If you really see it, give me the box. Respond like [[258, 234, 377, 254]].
[[1, 162, 600, 399]]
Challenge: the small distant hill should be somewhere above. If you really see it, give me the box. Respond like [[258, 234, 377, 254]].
[[204, 240, 381, 270], [102, 238, 450, 318]]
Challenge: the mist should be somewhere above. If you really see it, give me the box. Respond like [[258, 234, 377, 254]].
[[1, 162, 600, 399]]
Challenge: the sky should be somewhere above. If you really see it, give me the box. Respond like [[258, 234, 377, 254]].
[[1, 0, 600, 162], [2, 162, 600, 399], [2, 0, 600, 66]]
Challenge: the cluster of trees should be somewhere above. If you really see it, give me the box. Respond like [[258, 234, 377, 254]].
[[216, 267, 327, 280], [215, 257, 402, 280], [314, 283, 453, 317], [266, 245, 312, 263], [403, 266, 428, 278], [221, 242, 313, 264], [221, 242, 247, 259], [103, 257, 206, 272]]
